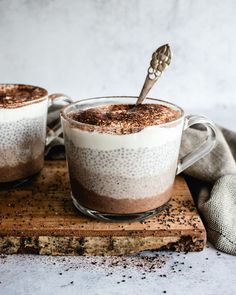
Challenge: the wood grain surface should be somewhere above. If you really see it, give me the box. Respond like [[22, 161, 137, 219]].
[[0, 161, 206, 255]]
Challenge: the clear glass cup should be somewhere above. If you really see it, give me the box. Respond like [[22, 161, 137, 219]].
[[61, 96, 216, 222], [0, 84, 72, 190]]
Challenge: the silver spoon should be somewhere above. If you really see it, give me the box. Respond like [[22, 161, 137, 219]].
[[136, 44, 172, 105]]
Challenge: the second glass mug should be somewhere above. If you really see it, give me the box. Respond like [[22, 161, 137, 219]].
[[61, 96, 217, 222], [0, 84, 72, 190]]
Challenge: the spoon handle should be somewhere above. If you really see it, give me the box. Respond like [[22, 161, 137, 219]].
[[136, 44, 171, 105]]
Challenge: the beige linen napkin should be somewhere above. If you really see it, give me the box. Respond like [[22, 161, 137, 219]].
[[181, 126, 236, 255]]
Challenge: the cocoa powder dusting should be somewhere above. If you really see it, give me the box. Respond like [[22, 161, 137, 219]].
[[68, 104, 181, 134], [0, 85, 47, 108]]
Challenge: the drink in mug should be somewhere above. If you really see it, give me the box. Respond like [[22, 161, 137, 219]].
[[61, 96, 216, 221], [0, 84, 70, 189]]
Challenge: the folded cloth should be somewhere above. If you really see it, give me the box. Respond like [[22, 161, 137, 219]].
[[45, 99, 66, 160], [181, 126, 236, 255], [46, 103, 236, 254]]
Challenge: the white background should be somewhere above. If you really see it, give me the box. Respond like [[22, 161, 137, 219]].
[[0, 0, 236, 109]]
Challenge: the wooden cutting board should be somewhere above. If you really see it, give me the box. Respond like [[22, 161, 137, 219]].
[[0, 160, 206, 256]]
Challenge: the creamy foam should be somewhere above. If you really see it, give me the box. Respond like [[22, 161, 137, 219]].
[[65, 122, 183, 149], [0, 99, 48, 123]]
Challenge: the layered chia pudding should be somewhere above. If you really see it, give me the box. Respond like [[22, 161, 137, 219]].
[[61, 97, 184, 216], [0, 84, 48, 186]]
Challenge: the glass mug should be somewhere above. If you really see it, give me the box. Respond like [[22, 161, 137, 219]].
[[61, 96, 216, 222], [0, 84, 72, 189]]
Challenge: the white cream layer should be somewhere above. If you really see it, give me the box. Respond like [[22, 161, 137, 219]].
[[64, 119, 184, 150], [0, 98, 48, 123]]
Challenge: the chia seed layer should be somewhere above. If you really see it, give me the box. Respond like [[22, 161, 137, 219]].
[[0, 116, 46, 183]]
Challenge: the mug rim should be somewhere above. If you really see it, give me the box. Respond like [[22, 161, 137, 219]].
[[61, 96, 185, 131], [0, 83, 48, 109]]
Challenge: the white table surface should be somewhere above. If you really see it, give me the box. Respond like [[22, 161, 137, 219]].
[[0, 107, 236, 295], [1, 244, 236, 295]]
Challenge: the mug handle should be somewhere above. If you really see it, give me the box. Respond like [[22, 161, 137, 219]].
[[176, 115, 217, 175], [46, 93, 73, 146]]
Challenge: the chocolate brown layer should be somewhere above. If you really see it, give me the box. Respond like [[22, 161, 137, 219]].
[[0, 84, 47, 108], [70, 178, 173, 214], [0, 153, 44, 183]]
